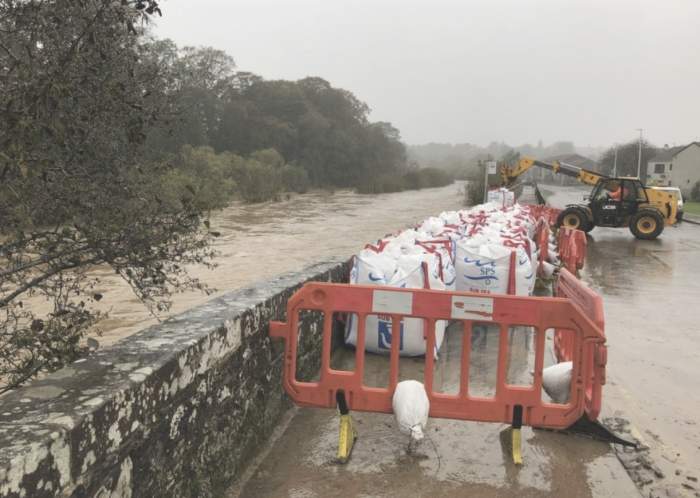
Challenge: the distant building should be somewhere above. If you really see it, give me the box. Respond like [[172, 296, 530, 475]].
[[647, 143, 700, 196]]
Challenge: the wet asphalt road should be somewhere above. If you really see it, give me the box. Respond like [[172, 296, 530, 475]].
[[546, 185, 700, 496], [228, 187, 659, 498], [231, 328, 639, 498]]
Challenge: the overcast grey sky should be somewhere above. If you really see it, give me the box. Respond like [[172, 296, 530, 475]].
[[155, 0, 700, 148]]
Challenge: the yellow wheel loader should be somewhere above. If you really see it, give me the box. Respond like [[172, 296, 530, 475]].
[[501, 158, 679, 240]]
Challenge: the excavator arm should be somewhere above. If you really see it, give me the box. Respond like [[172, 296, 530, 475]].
[[501, 157, 607, 188]]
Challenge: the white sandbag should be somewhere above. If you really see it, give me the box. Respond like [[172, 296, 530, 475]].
[[455, 242, 533, 296], [432, 249, 456, 290], [542, 361, 572, 403], [351, 251, 397, 284], [486, 188, 515, 208], [540, 260, 556, 278], [514, 245, 535, 295], [394, 229, 419, 244], [345, 312, 447, 357], [419, 216, 445, 237], [442, 263, 456, 290], [439, 211, 461, 225], [393, 254, 427, 285], [345, 262, 446, 357], [393, 380, 430, 442], [455, 241, 512, 294], [547, 251, 560, 265]]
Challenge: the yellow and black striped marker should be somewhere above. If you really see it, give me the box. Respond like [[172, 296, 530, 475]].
[[336, 391, 357, 463]]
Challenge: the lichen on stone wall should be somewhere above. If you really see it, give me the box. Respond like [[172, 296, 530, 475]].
[[0, 259, 349, 498]]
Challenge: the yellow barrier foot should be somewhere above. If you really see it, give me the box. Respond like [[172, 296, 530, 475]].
[[336, 391, 357, 464], [511, 427, 523, 465]]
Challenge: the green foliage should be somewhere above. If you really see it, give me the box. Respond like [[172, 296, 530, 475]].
[[599, 140, 657, 180], [250, 148, 286, 169], [160, 146, 236, 212], [0, 4, 440, 391], [145, 44, 409, 190], [691, 181, 700, 202], [166, 145, 311, 202], [355, 174, 407, 194], [464, 181, 485, 206], [402, 167, 453, 190], [684, 201, 700, 215], [462, 162, 498, 206], [356, 167, 453, 194], [280, 164, 310, 193], [0, 1, 216, 392], [233, 161, 282, 203]]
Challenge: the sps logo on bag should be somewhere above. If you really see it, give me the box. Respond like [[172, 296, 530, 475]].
[[377, 315, 404, 350]]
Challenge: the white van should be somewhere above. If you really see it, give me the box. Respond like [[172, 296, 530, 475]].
[[651, 186, 684, 221]]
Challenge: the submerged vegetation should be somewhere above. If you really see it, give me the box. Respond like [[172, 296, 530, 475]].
[[355, 167, 453, 194]]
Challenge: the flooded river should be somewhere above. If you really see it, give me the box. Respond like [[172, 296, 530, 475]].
[[91, 183, 465, 346]]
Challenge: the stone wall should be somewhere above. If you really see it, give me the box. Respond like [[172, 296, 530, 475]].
[[0, 259, 350, 498]]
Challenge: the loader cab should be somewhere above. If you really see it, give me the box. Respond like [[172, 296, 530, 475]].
[[589, 178, 647, 227]]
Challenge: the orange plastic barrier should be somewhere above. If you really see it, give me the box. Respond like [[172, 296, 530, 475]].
[[533, 218, 550, 277], [557, 227, 587, 275], [553, 268, 606, 420], [270, 281, 606, 429], [527, 205, 561, 226]]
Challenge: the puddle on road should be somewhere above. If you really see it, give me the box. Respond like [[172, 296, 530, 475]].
[[236, 322, 638, 498]]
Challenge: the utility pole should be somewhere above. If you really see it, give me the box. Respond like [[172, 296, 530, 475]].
[[483, 160, 489, 202], [636, 128, 643, 179], [612, 144, 618, 177], [484, 159, 497, 202]]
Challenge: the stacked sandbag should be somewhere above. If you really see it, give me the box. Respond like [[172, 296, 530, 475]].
[[345, 194, 553, 356], [487, 188, 516, 208], [454, 241, 534, 295], [346, 247, 447, 356]]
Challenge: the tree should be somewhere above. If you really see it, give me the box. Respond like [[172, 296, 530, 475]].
[[599, 140, 657, 181], [690, 181, 700, 202], [141, 44, 410, 192], [145, 43, 238, 155], [0, 0, 217, 392]]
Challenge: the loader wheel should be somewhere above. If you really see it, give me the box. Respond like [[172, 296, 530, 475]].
[[557, 208, 590, 232], [629, 210, 664, 240]]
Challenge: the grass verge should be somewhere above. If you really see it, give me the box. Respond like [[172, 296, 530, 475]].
[[684, 201, 700, 215]]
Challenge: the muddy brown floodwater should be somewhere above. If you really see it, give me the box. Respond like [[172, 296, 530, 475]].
[[86, 183, 466, 347]]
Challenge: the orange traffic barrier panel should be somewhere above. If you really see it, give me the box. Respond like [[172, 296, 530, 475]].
[[269, 281, 606, 431], [558, 227, 587, 275], [554, 268, 606, 421], [534, 217, 550, 277], [527, 205, 561, 226]]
